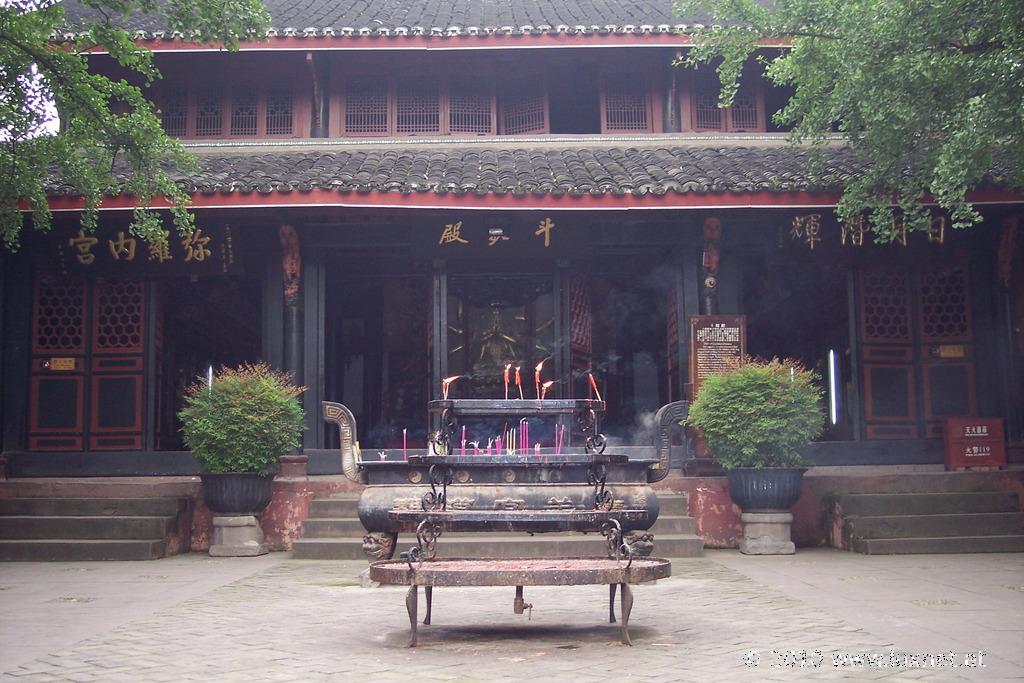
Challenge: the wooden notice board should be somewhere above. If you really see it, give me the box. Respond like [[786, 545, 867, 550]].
[[688, 315, 747, 399]]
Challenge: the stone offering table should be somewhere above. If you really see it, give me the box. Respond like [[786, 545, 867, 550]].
[[369, 556, 672, 646]]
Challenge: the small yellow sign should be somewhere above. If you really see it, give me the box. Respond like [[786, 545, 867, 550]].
[[48, 358, 76, 371], [935, 345, 965, 359]]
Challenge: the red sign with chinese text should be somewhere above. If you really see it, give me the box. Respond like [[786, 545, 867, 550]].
[[943, 417, 1006, 470]]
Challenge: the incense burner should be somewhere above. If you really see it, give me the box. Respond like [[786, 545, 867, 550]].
[[323, 398, 681, 560]]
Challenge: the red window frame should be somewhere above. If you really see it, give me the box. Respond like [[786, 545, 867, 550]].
[[157, 80, 306, 140], [683, 71, 767, 133], [333, 72, 498, 138], [600, 70, 654, 134]]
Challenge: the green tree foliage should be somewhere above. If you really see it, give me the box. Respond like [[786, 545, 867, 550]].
[[685, 359, 824, 468], [179, 363, 305, 474], [676, 0, 1024, 239], [1, 0, 270, 250]]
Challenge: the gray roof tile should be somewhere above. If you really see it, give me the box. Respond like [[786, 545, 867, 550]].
[[60, 0, 756, 40]]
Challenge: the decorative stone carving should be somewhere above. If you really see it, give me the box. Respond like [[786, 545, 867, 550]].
[[448, 497, 476, 510], [623, 531, 655, 557], [493, 498, 526, 511], [362, 533, 398, 560], [545, 496, 574, 510], [390, 497, 422, 511]]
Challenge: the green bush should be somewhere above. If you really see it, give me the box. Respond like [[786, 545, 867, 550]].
[[179, 363, 305, 475], [685, 358, 824, 469]]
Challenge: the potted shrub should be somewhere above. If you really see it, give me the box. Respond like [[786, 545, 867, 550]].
[[685, 358, 824, 554], [179, 363, 305, 516]]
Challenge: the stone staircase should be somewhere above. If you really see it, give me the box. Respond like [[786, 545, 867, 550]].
[[0, 497, 190, 561], [829, 491, 1024, 555], [291, 493, 704, 560]]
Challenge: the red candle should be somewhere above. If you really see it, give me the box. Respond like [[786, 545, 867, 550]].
[[588, 372, 603, 402], [534, 359, 545, 399], [503, 363, 511, 400], [541, 380, 554, 400], [514, 366, 523, 399]]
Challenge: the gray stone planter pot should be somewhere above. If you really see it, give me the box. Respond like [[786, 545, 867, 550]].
[[726, 467, 806, 512], [200, 473, 274, 514]]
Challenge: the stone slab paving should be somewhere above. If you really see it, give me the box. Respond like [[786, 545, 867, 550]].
[[1, 550, 1019, 682]]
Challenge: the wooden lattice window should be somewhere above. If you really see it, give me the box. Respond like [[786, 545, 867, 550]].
[[500, 80, 547, 135], [603, 77, 650, 132], [195, 89, 223, 137], [694, 90, 723, 130], [230, 88, 258, 136], [93, 281, 145, 354], [344, 77, 389, 135], [266, 88, 294, 135], [730, 91, 759, 130], [449, 81, 495, 135], [160, 87, 187, 137], [396, 78, 440, 134]]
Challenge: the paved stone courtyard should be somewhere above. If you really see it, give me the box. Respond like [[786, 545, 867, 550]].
[[1, 549, 1021, 681]]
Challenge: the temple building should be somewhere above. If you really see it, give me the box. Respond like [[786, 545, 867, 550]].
[[1, 0, 1022, 556]]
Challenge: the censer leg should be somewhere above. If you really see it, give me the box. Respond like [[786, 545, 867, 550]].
[[405, 585, 418, 647], [424, 585, 433, 625], [608, 583, 617, 623], [619, 583, 634, 646]]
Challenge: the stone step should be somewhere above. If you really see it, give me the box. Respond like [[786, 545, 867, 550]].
[[308, 496, 359, 518], [0, 497, 182, 517], [656, 494, 688, 517], [0, 515, 173, 540], [831, 491, 1019, 517], [300, 518, 367, 538], [0, 539, 166, 561], [844, 512, 1024, 541], [292, 532, 703, 560], [649, 514, 696, 535], [852, 534, 1024, 555]]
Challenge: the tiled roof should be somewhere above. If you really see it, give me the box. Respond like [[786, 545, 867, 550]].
[[59, 0, 766, 41], [48, 139, 875, 199]]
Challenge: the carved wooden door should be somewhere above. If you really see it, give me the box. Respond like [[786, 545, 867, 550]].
[[858, 264, 976, 439], [29, 273, 146, 451]]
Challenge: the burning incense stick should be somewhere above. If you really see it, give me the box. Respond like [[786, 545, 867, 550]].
[[540, 380, 554, 400], [503, 363, 511, 400], [514, 366, 523, 399], [587, 372, 603, 402], [441, 375, 461, 400], [534, 359, 546, 399]]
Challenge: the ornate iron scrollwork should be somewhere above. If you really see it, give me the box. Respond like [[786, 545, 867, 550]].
[[588, 461, 614, 511], [421, 463, 454, 511], [599, 518, 634, 569], [404, 519, 443, 570], [575, 406, 607, 455], [428, 408, 458, 455]]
